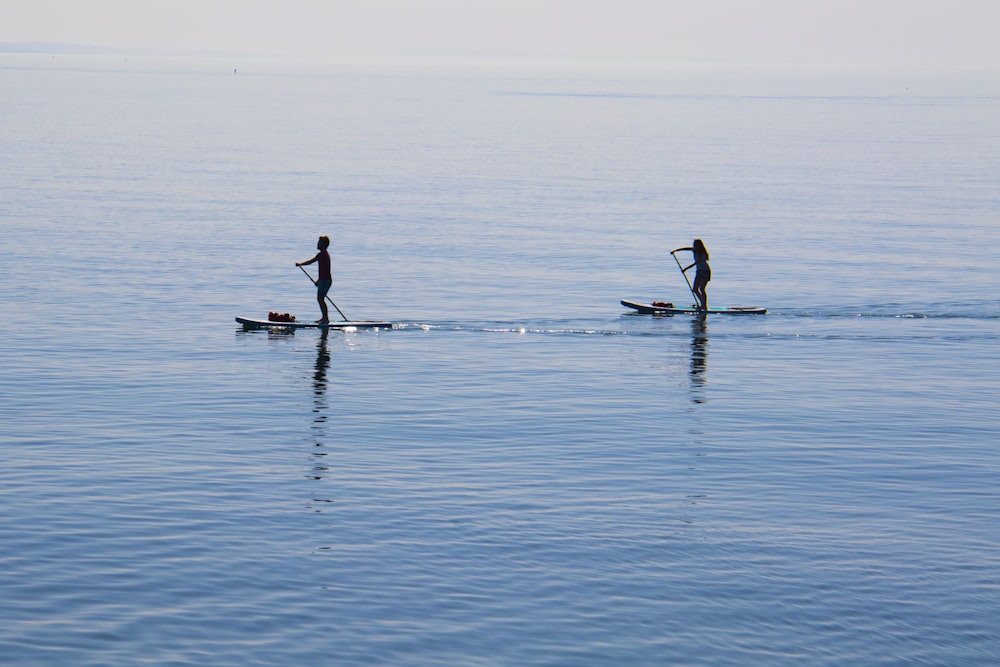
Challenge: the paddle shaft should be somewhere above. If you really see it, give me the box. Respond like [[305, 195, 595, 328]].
[[671, 250, 700, 306], [298, 264, 349, 321]]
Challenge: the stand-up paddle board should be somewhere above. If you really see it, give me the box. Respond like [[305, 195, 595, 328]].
[[621, 299, 766, 315], [236, 316, 392, 329]]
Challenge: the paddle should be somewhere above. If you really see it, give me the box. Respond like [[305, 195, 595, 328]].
[[670, 249, 701, 309], [298, 264, 350, 322]]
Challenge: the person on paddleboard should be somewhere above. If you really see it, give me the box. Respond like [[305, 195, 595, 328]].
[[672, 239, 711, 311], [296, 236, 332, 323]]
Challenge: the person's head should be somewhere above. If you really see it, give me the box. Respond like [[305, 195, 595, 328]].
[[693, 238, 708, 259], [317, 235, 330, 250]]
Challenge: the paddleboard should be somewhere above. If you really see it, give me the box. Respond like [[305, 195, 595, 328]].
[[236, 316, 392, 329], [621, 299, 766, 315]]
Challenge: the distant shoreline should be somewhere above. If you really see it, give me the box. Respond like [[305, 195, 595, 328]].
[[3, 42, 996, 75], [0, 42, 238, 58]]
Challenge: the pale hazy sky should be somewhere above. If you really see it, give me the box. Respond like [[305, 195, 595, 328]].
[[4, 0, 999, 68]]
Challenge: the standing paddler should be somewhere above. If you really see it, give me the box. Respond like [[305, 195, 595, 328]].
[[296, 236, 332, 324], [671, 239, 711, 311]]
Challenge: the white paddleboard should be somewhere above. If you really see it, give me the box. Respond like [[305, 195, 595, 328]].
[[236, 316, 392, 329], [621, 299, 766, 315]]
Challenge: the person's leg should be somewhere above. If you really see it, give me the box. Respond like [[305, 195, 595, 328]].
[[316, 279, 332, 322], [694, 276, 708, 310], [318, 294, 329, 322]]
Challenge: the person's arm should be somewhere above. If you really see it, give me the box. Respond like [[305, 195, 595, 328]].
[[671, 246, 694, 270], [296, 252, 320, 267]]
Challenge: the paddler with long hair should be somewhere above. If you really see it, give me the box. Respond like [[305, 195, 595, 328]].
[[672, 238, 711, 311]]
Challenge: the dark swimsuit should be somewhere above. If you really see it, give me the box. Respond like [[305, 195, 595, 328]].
[[694, 252, 710, 282], [316, 250, 332, 297]]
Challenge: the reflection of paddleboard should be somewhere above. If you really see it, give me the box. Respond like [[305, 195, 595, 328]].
[[621, 299, 766, 315], [236, 316, 392, 329]]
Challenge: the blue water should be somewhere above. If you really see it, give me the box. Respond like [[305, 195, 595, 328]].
[[2, 53, 999, 666]]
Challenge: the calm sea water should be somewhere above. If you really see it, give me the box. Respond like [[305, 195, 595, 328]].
[[2, 53, 999, 666]]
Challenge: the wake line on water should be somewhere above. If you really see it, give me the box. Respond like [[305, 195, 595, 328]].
[[780, 311, 1000, 320], [769, 301, 1000, 320], [393, 323, 631, 336], [391, 325, 1000, 343], [388, 307, 1000, 341]]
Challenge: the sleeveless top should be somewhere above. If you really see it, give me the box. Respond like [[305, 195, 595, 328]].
[[318, 249, 331, 281]]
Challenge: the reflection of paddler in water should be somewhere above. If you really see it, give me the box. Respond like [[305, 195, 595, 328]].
[[313, 329, 330, 410], [689, 314, 709, 388], [310, 330, 331, 480]]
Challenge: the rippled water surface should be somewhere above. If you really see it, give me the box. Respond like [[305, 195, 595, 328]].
[[2, 54, 999, 665]]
